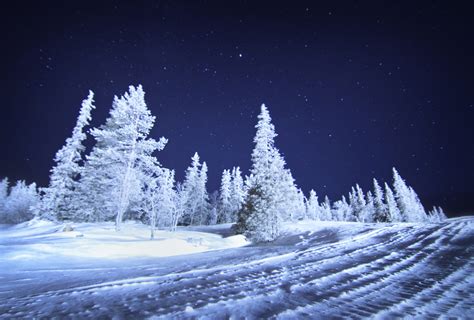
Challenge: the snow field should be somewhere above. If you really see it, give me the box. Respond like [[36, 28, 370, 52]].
[[0, 217, 472, 319]]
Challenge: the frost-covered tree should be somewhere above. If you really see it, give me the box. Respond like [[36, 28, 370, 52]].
[[141, 167, 165, 239], [392, 168, 412, 222], [384, 183, 401, 222], [207, 190, 219, 225], [372, 178, 388, 222], [77, 85, 167, 229], [0, 178, 9, 216], [1, 181, 39, 224], [392, 168, 427, 222], [320, 196, 332, 221], [408, 186, 427, 222], [235, 186, 267, 239], [428, 206, 447, 222], [236, 104, 292, 241], [145, 168, 177, 236], [181, 153, 210, 225], [361, 191, 375, 223], [195, 161, 211, 225], [305, 189, 320, 220], [218, 169, 233, 223], [141, 166, 177, 238], [230, 167, 245, 221], [279, 170, 301, 221], [181, 152, 201, 225], [294, 188, 307, 220], [332, 195, 351, 221], [349, 184, 366, 222], [171, 182, 185, 231], [38, 91, 95, 221]]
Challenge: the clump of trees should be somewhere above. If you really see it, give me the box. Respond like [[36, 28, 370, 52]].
[[0, 85, 447, 243], [0, 178, 39, 224], [234, 105, 447, 242]]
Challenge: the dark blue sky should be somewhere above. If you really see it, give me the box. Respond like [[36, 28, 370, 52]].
[[1, 1, 473, 215]]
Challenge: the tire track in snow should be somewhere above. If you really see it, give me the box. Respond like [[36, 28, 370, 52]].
[[148, 222, 452, 318], [0, 220, 472, 319], [276, 220, 472, 319]]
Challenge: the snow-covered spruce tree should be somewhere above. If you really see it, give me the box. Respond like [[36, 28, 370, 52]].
[[372, 178, 389, 222], [195, 161, 211, 225], [236, 104, 293, 242], [332, 195, 351, 221], [37, 91, 95, 221], [280, 171, 302, 221], [207, 190, 219, 225], [437, 207, 447, 220], [2, 181, 39, 224], [77, 85, 167, 229], [291, 188, 307, 221], [306, 189, 323, 221], [428, 206, 447, 222], [171, 182, 185, 231], [235, 185, 266, 238], [305, 189, 320, 220], [155, 169, 177, 230], [384, 183, 401, 222], [218, 169, 233, 223], [143, 167, 177, 239], [349, 184, 366, 222], [321, 196, 332, 221], [361, 191, 375, 223], [180, 152, 201, 225], [392, 168, 413, 222], [348, 187, 357, 221], [229, 166, 245, 222], [408, 186, 428, 222], [0, 178, 9, 217], [392, 168, 427, 222], [180, 153, 210, 225]]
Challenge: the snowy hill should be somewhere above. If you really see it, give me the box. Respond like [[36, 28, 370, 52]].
[[0, 218, 472, 318]]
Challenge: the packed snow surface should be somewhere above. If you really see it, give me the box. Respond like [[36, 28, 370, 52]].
[[0, 218, 473, 318]]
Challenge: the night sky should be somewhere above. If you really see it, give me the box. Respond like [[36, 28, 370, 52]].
[[1, 1, 473, 216]]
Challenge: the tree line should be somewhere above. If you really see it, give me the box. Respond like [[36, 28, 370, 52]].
[[0, 85, 446, 242]]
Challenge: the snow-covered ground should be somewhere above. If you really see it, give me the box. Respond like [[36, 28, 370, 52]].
[[0, 217, 472, 318]]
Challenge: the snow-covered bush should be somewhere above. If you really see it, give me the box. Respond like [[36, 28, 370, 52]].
[[0, 180, 39, 224]]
